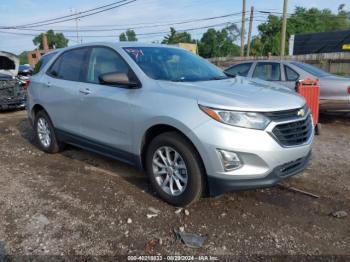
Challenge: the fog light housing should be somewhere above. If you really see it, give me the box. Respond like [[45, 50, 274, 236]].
[[218, 149, 242, 171]]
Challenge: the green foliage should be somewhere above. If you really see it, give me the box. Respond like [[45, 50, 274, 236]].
[[19, 51, 29, 65], [33, 30, 68, 49], [198, 28, 240, 58], [225, 23, 240, 42], [252, 5, 350, 56], [119, 29, 137, 41], [161, 27, 194, 44]]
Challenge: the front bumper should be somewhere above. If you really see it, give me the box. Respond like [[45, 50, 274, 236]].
[[188, 115, 314, 196], [0, 98, 26, 110], [208, 151, 311, 196]]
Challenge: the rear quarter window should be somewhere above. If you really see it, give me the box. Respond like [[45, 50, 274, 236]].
[[284, 65, 299, 81], [47, 48, 89, 81], [33, 52, 56, 75]]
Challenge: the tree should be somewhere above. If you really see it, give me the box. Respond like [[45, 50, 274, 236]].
[[225, 23, 240, 42], [19, 51, 29, 64], [119, 29, 137, 41], [198, 28, 240, 58], [33, 30, 68, 49], [253, 5, 350, 56], [161, 27, 194, 44]]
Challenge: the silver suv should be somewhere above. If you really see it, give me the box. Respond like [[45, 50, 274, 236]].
[[27, 43, 313, 206]]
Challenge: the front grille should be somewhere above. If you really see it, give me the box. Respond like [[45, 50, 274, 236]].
[[263, 105, 309, 122], [279, 157, 304, 176], [272, 115, 313, 147], [276, 152, 311, 177]]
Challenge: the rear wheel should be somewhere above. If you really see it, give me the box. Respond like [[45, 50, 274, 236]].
[[146, 132, 205, 206], [34, 110, 64, 153]]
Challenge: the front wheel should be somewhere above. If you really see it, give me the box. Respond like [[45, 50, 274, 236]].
[[146, 132, 205, 206]]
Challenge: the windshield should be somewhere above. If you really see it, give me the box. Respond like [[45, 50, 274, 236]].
[[123, 47, 228, 82], [291, 62, 331, 77]]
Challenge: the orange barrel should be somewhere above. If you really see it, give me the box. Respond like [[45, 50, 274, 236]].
[[295, 78, 320, 126]]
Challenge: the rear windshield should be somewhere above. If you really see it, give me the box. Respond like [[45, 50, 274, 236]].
[[291, 62, 331, 77], [123, 47, 227, 82]]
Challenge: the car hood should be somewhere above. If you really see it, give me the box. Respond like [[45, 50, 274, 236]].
[[0, 51, 19, 78], [157, 76, 305, 112]]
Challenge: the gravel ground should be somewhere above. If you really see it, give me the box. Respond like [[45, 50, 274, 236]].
[[0, 110, 349, 259]]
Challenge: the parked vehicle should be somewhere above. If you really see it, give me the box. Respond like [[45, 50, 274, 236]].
[[18, 64, 33, 77], [27, 43, 313, 206], [0, 51, 26, 110], [224, 60, 350, 112]]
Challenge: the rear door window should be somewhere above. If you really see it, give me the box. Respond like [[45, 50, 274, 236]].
[[225, 63, 252, 77], [253, 62, 281, 81], [47, 48, 88, 81]]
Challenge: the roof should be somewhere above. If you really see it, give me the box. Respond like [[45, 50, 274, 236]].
[[61, 42, 177, 51]]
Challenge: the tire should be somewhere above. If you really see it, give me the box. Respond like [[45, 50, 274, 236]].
[[34, 110, 64, 153], [145, 132, 205, 206], [315, 123, 321, 136]]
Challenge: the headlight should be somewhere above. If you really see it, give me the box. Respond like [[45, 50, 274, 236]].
[[199, 105, 271, 130]]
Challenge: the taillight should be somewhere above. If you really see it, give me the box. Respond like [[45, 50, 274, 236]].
[[347, 86, 350, 94], [22, 80, 30, 90]]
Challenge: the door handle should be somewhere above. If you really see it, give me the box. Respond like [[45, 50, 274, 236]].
[[46, 82, 51, 87], [79, 88, 91, 95]]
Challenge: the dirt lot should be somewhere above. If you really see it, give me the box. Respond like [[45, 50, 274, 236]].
[[0, 110, 349, 258]]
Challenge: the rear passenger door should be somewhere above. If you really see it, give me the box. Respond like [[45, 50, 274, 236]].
[[43, 47, 89, 134], [252, 62, 284, 86], [78, 46, 137, 153]]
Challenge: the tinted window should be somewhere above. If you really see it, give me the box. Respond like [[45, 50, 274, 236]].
[[123, 47, 227, 82], [87, 47, 130, 84], [225, 63, 252, 76], [284, 65, 299, 81], [253, 62, 281, 81], [48, 48, 88, 81], [33, 52, 56, 75], [291, 61, 331, 77]]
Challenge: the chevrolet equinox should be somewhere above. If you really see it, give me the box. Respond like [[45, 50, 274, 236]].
[[27, 43, 314, 206]]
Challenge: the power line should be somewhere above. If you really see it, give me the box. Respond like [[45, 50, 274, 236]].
[[0, 20, 238, 40], [257, 10, 349, 19], [0, 30, 37, 36], [1, 0, 137, 29], [1, 0, 129, 29], [11, 12, 246, 33], [67, 21, 236, 38]]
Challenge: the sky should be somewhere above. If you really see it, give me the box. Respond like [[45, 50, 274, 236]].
[[0, 0, 346, 55]]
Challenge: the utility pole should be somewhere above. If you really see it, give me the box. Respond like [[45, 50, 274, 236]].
[[280, 0, 288, 58], [240, 0, 246, 57], [246, 6, 254, 57], [70, 9, 81, 44]]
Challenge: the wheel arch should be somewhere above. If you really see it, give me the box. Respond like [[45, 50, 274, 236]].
[[31, 104, 47, 119]]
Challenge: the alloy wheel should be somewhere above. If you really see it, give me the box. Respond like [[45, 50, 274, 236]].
[[152, 146, 188, 196]]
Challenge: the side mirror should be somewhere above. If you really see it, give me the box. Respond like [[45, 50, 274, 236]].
[[224, 71, 237, 78], [99, 72, 139, 88]]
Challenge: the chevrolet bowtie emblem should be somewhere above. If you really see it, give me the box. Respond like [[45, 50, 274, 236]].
[[297, 109, 305, 117]]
